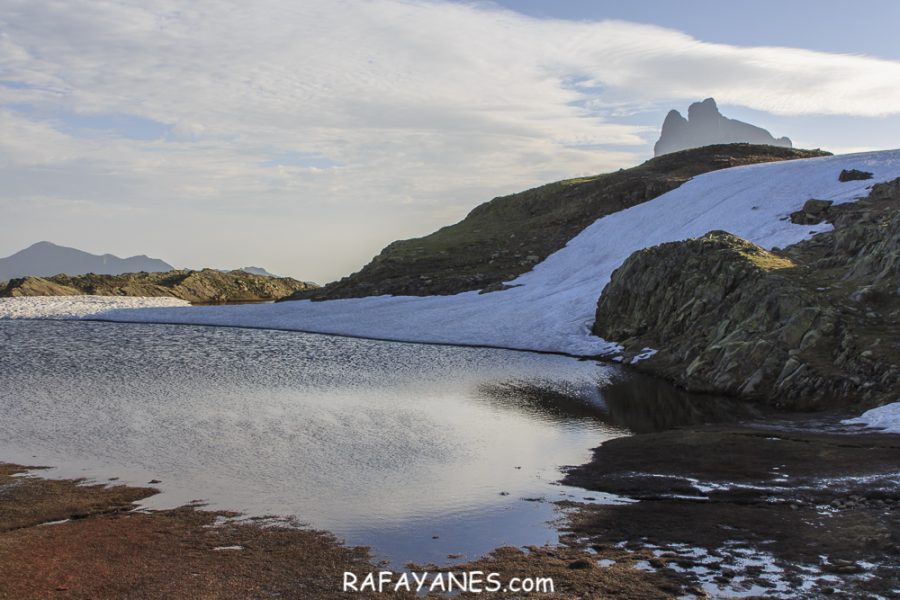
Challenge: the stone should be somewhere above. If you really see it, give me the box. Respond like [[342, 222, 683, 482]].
[[838, 169, 873, 182], [790, 199, 834, 225]]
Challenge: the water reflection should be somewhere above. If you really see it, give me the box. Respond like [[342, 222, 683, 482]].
[[0, 319, 762, 567], [477, 372, 761, 434], [0, 320, 615, 566]]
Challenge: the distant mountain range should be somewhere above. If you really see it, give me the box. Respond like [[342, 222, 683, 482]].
[[235, 266, 278, 277], [654, 98, 792, 156], [0, 241, 174, 282]]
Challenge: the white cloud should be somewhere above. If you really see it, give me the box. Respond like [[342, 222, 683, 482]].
[[1, 0, 899, 280]]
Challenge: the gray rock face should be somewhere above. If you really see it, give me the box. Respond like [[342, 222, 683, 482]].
[[0, 241, 174, 281], [593, 178, 900, 409], [654, 98, 792, 156]]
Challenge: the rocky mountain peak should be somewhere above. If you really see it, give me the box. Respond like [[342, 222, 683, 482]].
[[654, 98, 792, 156]]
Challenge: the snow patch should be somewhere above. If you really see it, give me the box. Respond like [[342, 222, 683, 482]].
[[841, 401, 900, 433], [630, 348, 658, 364], [0, 296, 189, 319]]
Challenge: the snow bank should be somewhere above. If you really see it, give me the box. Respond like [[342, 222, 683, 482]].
[[0, 296, 189, 319], [842, 402, 900, 433], [4, 149, 900, 356]]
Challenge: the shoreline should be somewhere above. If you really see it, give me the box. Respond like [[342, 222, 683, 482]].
[[3, 415, 897, 598], [559, 422, 900, 598], [0, 463, 397, 599], [0, 463, 685, 599]]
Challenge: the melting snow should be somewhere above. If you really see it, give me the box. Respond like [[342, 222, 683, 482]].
[[842, 401, 900, 434], [0, 296, 189, 319]]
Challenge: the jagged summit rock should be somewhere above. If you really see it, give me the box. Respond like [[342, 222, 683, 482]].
[[654, 98, 792, 156]]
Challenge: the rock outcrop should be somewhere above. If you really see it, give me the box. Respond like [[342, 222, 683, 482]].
[[285, 144, 827, 301], [654, 98, 792, 157], [593, 178, 900, 409], [0, 241, 174, 281], [0, 269, 318, 304]]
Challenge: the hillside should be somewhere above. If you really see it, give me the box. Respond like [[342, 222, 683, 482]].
[[291, 144, 828, 300], [0, 242, 173, 281], [0, 269, 317, 304]]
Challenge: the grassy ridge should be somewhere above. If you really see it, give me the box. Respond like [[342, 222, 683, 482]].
[[292, 144, 829, 300]]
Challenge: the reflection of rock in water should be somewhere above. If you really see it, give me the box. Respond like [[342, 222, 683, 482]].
[[478, 374, 762, 434], [599, 376, 762, 433], [476, 379, 612, 426]]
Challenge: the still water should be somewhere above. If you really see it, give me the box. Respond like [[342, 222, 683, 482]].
[[0, 320, 751, 565]]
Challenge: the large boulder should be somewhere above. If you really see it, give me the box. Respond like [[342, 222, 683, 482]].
[[593, 178, 900, 409]]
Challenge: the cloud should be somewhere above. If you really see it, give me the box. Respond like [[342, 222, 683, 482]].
[[1, 0, 899, 280]]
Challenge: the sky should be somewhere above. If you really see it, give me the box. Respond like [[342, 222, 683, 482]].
[[2, 0, 900, 282]]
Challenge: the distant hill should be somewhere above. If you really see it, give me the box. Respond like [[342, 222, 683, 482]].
[[0, 269, 318, 304], [654, 98, 792, 156], [285, 144, 828, 301], [0, 241, 174, 281]]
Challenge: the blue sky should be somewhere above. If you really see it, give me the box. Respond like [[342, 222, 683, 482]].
[[491, 1, 900, 60], [1, 0, 899, 281]]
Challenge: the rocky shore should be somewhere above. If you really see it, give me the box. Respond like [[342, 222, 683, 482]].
[[0, 269, 317, 304], [595, 176, 900, 410], [559, 420, 900, 598]]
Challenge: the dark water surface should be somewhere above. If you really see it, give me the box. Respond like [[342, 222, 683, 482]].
[[0, 320, 753, 565]]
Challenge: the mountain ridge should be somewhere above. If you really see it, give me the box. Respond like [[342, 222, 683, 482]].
[[0, 241, 174, 282], [285, 144, 829, 301], [0, 269, 317, 304]]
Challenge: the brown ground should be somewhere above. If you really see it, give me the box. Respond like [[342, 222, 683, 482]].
[[0, 465, 408, 600]]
